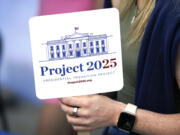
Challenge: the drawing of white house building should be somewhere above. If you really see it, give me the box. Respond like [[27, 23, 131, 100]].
[[43, 29, 109, 61]]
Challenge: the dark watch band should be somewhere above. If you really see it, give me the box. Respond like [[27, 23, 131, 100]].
[[117, 103, 137, 133]]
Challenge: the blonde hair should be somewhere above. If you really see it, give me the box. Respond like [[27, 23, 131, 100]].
[[118, 0, 155, 44]]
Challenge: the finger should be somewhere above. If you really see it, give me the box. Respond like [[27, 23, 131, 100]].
[[60, 97, 88, 107], [60, 103, 88, 117], [72, 125, 92, 131], [59, 102, 72, 115], [66, 114, 91, 126]]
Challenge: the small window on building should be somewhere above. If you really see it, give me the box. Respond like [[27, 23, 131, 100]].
[[63, 52, 66, 57], [69, 44, 72, 49], [57, 52, 60, 58], [96, 48, 100, 53], [90, 42, 93, 47], [50, 46, 54, 51], [102, 47, 105, 52], [83, 42, 86, 47], [96, 41, 99, 46], [51, 53, 54, 59], [84, 49, 87, 54], [76, 43, 80, 48], [101, 40, 105, 45], [69, 51, 73, 56], [56, 46, 60, 50], [62, 45, 65, 50], [90, 48, 94, 54]]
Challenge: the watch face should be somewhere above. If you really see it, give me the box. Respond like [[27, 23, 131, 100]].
[[117, 112, 135, 132]]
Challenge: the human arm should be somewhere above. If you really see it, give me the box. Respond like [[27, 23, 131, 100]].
[[132, 108, 180, 135], [60, 95, 180, 135], [132, 43, 180, 135], [60, 43, 180, 134]]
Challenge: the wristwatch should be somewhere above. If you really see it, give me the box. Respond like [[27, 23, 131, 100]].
[[117, 103, 137, 133]]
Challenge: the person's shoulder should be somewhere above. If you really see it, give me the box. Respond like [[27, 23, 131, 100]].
[[146, 0, 180, 40], [152, 0, 180, 30], [157, 0, 180, 17]]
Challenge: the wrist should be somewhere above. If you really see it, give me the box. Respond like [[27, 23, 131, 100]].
[[117, 103, 137, 133], [112, 101, 126, 126]]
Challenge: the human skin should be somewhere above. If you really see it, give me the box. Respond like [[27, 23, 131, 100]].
[[60, 62, 180, 134], [60, 44, 180, 134], [60, 0, 180, 135]]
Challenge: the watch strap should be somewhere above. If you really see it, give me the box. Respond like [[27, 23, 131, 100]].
[[124, 103, 137, 115]]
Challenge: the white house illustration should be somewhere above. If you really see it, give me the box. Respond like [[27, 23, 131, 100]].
[[43, 28, 109, 61]]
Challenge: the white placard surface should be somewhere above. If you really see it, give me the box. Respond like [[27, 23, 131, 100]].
[[29, 8, 124, 99]]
